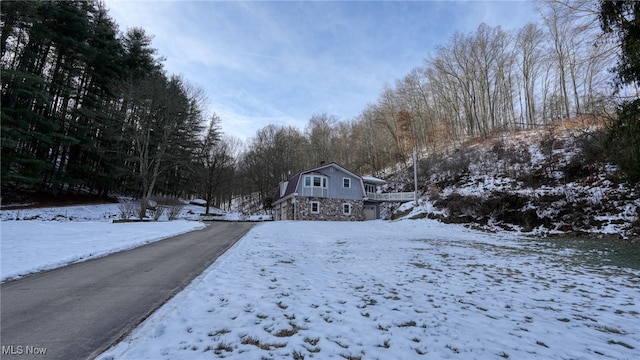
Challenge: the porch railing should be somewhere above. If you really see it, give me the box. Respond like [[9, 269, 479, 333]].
[[366, 191, 415, 202]]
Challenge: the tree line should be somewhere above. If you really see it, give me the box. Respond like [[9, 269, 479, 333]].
[[1, 0, 637, 212], [241, 0, 635, 206], [1, 0, 238, 210]]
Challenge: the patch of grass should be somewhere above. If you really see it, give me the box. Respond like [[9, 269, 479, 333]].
[[446, 344, 460, 354], [292, 350, 305, 360], [339, 354, 361, 360], [256, 314, 269, 320], [302, 337, 321, 353], [557, 318, 571, 322], [304, 337, 320, 346], [276, 301, 288, 310], [240, 335, 286, 350], [275, 323, 300, 337], [608, 340, 635, 349], [304, 345, 321, 353], [498, 351, 510, 358], [209, 328, 231, 337], [214, 341, 233, 354], [593, 325, 626, 334], [377, 339, 391, 348], [364, 298, 377, 306], [398, 320, 417, 327], [334, 340, 350, 349], [536, 341, 549, 348]]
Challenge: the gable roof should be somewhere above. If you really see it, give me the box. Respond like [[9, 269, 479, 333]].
[[272, 162, 363, 204]]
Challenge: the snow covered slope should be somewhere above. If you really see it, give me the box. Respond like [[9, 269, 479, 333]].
[[388, 121, 640, 241]]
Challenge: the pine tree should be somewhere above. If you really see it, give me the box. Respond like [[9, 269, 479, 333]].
[[600, 1, 640, 183]]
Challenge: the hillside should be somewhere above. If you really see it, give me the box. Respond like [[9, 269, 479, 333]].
[[385, 119, 640, 243]]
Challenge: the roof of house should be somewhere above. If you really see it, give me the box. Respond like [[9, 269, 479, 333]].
[[272, 162, 364, 204], [362, 175, 386, 185]]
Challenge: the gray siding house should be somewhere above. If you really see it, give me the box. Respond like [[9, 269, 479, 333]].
[[272, 162, 411, 221]]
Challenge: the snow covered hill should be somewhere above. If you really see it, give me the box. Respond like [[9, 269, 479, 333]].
[[386, 119, 640, 242]]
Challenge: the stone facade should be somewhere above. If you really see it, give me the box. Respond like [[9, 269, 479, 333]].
[[295, 197, 364, 221]]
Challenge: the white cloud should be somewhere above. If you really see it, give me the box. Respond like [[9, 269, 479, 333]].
[[104, 0, 540, 141]]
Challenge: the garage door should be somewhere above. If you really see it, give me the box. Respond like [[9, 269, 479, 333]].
[[364, 205, 376, 220]]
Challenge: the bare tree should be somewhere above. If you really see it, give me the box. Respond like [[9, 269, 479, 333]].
[[305, 113, 338, 165], [242, 124, 309, 202], [516, 23, 545, 128]]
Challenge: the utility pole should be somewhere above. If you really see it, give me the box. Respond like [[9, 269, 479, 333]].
[[413, 146, 418, 206]]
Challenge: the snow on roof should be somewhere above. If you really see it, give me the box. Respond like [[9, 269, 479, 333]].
[[362, 175, 386, 184]]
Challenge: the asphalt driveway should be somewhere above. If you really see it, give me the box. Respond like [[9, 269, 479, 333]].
[[1, 221, 254, 360]]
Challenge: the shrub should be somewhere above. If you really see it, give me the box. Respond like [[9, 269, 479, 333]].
[[434, 192, 482, 219], [150, 196, 186, 220], [152, 206, 165, 221], [117, 200, 137, 219], [137, 199, 147, 220]]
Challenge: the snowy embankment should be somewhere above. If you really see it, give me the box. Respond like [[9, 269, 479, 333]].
[[99, 220, 639, 360], [0, 204, 206, 282], [385, 123, 640, 240]]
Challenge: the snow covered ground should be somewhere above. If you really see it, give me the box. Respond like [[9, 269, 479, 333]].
[[0, 203, 210, 282], [0, 220, 205, 282], [97, 220, 640, 360], [2, 202, 637, 359], [0, 202, 273, 282]]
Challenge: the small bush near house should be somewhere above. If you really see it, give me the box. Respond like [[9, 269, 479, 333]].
[[117, 200, 137, 219], [150, 196, 186, 220]]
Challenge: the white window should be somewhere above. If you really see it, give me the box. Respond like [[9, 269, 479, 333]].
[[343, 178, 351, 188], [342, 203, 352, 215], [310, 201, 320, 214], [304, 175, 327, 189]]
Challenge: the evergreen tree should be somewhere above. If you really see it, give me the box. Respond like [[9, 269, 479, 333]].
[[1, 0, 58, 189], [600, 1, 640, 183]]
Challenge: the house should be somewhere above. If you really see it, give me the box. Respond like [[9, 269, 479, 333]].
[[272, 162, 415, 221]]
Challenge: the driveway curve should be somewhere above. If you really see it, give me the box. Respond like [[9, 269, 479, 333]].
[[1, 221, 254, 360]]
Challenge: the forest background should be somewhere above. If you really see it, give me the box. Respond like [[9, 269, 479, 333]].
[[1, 0, 638, 212]]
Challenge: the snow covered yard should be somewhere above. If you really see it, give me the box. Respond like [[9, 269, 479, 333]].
[[99, 220, 639, 360], [0, 221, 205, 282], [0, 203, 206, 281]]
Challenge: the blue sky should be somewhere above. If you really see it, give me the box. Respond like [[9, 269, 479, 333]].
[[104, 0, 541, 141]]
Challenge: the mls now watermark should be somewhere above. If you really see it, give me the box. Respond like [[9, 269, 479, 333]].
[[2, 345, 48, 356]]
